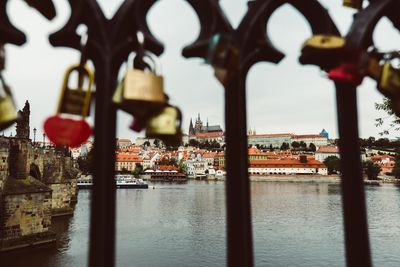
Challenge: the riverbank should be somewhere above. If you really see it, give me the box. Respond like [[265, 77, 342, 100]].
[[249, 175, 340, 183]]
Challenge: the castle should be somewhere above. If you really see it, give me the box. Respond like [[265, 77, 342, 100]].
[[188, 114, 223, 136]]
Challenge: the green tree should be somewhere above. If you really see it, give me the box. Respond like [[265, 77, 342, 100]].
[[269, 144, 274, 152], [132, 163, 144, 175], [363, 160, 381, 180], [153, 139, 160, 148], [323, 156, 340, 175], [375, 98, 400, 135], [77, 149, 94, 174], [143, 141, 151, 147], [291, 141, 300, 149], [309, 143, 316, 152], [299, 141, 307, 149], [280, 142, 289, 151], [189, 139, 199, 147]]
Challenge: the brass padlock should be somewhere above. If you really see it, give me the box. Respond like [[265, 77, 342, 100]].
[[0, 75, 20, 130], [113, 53, 166, 120], [343, 0, 363, 10], [300, 35, 346, 71], [57, 64, 94, 117], [146, 105, 183, 147], [378, 62, 400, 100]]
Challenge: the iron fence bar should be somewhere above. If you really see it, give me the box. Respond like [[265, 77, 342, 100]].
[[225, 74, 253, 267], [335, 82, 372, 267]]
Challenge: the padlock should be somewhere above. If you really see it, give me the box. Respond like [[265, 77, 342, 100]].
[[0, 74, 20, 130], [206, 34, 238, 86], [113, 53, 166, 120], [146, 105, 183, 147], [44, 64, 94, 148], [328, 63, 363, 85], [57, 64, 93, 116], [378, 62, 400, 99], [343, 0, 363, 10], [300, 35, 346, 71]]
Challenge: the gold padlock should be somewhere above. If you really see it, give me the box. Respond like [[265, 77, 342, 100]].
[[300, 35, 346, 70], [146, 105, 183, 147], [343, 0, 363, 10], [302, 35, 346, 50], [113, 53, 166, 120], [378, 62, 400, 99], [0, 75, 20, 130], [57, 64, 94, 117]]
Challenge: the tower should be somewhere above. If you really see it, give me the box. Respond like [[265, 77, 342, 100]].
[[16, 100, 30, 139], [189, 118, 195, 136], [194, 113, 203, 134]]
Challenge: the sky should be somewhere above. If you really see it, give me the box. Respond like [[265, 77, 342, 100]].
[[3, 0, 400, 142]]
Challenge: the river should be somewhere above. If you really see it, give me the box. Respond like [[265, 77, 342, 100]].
[[2, 181, 400, 267]]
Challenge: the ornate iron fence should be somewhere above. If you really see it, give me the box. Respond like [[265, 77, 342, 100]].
[[2, 0, 397, 266]]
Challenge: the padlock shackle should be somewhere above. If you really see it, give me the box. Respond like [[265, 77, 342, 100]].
[[0, 73, 12, 97], [133, 51, 161, 75], [56, 64, 94, 117]]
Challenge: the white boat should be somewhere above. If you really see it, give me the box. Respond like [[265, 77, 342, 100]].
[[115, 175, 149, 189], [77, 175, 148, 189]]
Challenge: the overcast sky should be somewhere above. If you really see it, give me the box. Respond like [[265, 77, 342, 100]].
[[3, 0, 400, 142]]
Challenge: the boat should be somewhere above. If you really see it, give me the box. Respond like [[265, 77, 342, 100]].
[[77, 178, 93, 188], [115, 175, 149, 189], [77, 175, 149, 189], [145, 170, 188, 182]]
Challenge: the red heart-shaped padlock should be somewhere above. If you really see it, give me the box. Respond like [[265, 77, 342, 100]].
[[44, 115, 92, 148], [129, 117, 146, 132]]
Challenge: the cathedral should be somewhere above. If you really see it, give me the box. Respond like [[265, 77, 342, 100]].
[[189, 114, 223, 136]]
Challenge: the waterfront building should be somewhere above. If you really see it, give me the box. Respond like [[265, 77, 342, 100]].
[[248, 133, 294, 148], [248, 156, 327, 175], [315, 146, 340, 162], [115, 154, 143, 172], [184, 154, 208, 177]]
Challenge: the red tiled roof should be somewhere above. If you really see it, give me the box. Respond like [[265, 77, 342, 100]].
[[316, 146, 339, 153], [116, 154, 143, 162], [293, 134, 324, 139], [196, 132, 224, 137]]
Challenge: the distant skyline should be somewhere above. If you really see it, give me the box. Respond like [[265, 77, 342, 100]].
[[3, 0, 399, 141]]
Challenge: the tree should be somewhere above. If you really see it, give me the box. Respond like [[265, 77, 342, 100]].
[[189, 139, 199, 147], [323, 156, 340, 174], [132, 163, 144, 175], [291, 141, 300, 149], [280, 142, 289, 151], [77, 148, 94, 174], [299, 141, 307, 149], [363, 160, 381, 180], [153, 139, 160, 148], [309, 143, 316, 152], [143, 141, 150, 147], [375, 98, 400, 135], [269, 144, 274, 152]]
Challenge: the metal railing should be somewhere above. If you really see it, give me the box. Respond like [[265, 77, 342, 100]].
[[2, 0, 398, 266]]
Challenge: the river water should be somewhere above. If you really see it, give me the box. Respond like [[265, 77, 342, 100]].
[[2, 181, 400, 267]]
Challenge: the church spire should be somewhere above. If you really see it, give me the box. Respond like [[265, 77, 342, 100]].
[[189, 118, 195, 136]]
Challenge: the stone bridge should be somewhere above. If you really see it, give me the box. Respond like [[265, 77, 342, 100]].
[[0, 101, 79, 252]]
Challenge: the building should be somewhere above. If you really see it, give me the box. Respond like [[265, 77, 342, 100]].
[[117, 138, 132, 148], [315, 146, 340, 162], [115, 154, 143, 172], [320, 129, 329, 139], [248, 133, 293, 148], [184, 154, 208, 177], [248, 156, 327, 175], [370, 154, 396, 175]]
